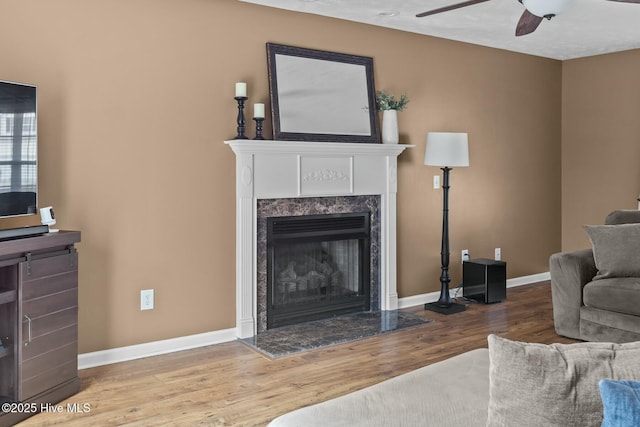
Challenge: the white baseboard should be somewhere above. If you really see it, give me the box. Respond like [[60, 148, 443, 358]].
[[78, 328, 236, 370], [398, 271, 551, 309], [79, 272, 551, 369], [505, 272, 551, 288]]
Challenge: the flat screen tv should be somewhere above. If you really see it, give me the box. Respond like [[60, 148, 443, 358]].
[[0, 80, 37, 218]]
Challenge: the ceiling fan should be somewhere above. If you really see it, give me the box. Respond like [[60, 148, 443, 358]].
[[416, 0, 640, 36]]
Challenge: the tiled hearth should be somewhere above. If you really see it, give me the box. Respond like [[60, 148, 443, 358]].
[[243, 310, 432, 358], [226, 139, 412, 338]]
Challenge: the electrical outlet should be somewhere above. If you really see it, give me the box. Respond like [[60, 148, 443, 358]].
[[433, 175, 441, 189], [461, 249, 470, 263], [495, 248, 501, 261], [141, 289, 154, 310]]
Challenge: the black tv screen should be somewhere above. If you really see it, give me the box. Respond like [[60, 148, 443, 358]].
[[0, 80, 37, 217]]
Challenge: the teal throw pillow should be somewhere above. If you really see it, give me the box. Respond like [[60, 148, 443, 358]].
[[599, 379, 640, 427]]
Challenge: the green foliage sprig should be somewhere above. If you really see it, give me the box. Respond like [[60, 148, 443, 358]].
[[376, 90, 409, 111]]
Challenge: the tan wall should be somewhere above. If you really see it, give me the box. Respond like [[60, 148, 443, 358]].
[[0, 0, 561, 353], [562, 50, 640, 251]]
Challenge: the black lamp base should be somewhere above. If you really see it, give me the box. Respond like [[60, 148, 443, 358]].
[[424, 301, 466, 315]]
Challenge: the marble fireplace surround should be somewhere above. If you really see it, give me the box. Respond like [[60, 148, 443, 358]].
[[256, 195, 381, 333], [225, 140, 412, 339]]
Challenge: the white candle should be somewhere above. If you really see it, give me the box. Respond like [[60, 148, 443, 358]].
[[254, 103, 265, 119], [235, 82, 247, 98]]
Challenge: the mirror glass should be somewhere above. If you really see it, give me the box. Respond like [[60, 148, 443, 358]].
[[267, 43, 379, 143]]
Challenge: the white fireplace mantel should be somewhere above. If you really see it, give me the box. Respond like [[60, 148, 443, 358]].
[[225, 139, 413, 338]]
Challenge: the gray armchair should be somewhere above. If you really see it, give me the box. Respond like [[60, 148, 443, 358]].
[[550, 210, 640, 343]]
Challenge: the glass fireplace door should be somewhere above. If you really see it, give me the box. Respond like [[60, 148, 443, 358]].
[[267, 213, 370, 329]]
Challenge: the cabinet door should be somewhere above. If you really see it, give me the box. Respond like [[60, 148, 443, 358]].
[[0, 265, 18, 404], [18, 252, 78, 401]]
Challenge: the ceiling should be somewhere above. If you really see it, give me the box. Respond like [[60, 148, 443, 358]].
[[239, 0, 640, 60]]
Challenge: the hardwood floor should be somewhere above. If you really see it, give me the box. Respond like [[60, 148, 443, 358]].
[[18, 282, 576, 426]]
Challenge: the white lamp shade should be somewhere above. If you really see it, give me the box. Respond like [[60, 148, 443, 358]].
[[522, 0, 572, 18], [424, 132, 469, 167]]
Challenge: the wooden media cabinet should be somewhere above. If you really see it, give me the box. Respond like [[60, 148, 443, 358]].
[[0, 231, 80, 426]]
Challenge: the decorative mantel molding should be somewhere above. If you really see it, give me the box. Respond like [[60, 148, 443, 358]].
[[225, 139, 413, 338]]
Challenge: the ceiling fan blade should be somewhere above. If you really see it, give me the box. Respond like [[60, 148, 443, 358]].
[[515, 9, 544, 36], [416, 0, 491, 18], [607, 0, 640, 3]]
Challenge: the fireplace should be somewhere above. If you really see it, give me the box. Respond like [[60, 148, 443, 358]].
[[256, 195, 380, 332], [225, 139, 411, 338], [267, 212, 371, 329]]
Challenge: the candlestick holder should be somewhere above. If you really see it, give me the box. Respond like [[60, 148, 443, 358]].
[[253, 117, 265, 140], [234, 96, 249, 139]]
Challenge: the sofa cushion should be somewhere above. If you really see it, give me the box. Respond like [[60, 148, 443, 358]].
[[605, 210, 640, 225], [584, 224, 640, 280], [599, 379, 640, 427], [268, 349, 490, 427], [487, 334, 640, 427], [580, 306, 640, 343], [583, 277, 640, 317]]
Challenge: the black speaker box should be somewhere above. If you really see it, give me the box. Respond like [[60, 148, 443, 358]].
[[463, 258, 506, 304]]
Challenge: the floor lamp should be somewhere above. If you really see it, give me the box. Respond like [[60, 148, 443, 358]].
[[423, 132, 469, 315]]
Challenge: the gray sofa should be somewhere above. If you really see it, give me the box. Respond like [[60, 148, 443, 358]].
[[268, 336, 640, 427], [550, 210, 640, 343], [269, 348, 491, 427]]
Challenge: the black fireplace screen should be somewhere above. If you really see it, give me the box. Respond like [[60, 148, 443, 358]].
[[267, 212, 370, 329]]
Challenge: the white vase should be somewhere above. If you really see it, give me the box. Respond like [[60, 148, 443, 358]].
[[381, 109, 399, 144]]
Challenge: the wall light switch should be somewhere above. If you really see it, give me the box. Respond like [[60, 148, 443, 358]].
[[433, 175, 441, 189]]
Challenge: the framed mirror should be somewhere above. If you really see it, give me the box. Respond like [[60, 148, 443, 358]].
[[266, 43, 379, 143]]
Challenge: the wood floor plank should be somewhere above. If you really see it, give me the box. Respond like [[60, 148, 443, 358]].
[[17, 282, 576, 426]]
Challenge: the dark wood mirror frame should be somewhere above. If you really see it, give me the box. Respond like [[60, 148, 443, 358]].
[[266, 43, 380, 144]]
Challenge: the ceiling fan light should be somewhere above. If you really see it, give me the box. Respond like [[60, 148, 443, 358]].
[[522, 0, 572, 18]]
